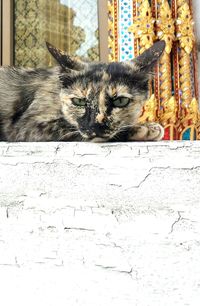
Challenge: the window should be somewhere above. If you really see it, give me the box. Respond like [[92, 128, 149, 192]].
[[0, 0, 108, 67]]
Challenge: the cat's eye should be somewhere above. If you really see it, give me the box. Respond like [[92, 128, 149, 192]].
[[112, 97, 130, 108], [72, 98, 86, 107]]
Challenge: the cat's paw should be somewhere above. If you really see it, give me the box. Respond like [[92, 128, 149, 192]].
[[128, 123, 164, 141]]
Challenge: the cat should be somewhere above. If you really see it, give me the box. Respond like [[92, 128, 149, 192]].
[[0, 40, 165, 142]]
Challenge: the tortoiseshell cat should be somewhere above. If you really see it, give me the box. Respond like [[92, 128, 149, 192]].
[[0, 41, 165, 142]]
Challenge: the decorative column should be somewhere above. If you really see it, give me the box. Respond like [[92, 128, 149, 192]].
[[156, 0, 177, 140], [175, 0, 199, 139], [108, 0, 119, 62], [129, 0, 158, 123]]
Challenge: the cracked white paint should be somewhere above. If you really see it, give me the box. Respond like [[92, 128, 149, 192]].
[[0, 141, 200, 306]]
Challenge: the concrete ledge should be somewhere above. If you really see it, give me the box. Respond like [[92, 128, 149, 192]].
[[0, 141, 200, 306]]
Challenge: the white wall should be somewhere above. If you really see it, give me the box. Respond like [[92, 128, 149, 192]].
[[0, 142, 200, 306]]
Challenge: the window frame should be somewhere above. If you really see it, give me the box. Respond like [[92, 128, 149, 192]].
[[98, 0, 108, 62], [0, 0, 2, 65], [1, 0, 13, 66]]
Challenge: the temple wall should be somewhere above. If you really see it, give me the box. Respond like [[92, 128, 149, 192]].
[[0, 142, 200, 305]]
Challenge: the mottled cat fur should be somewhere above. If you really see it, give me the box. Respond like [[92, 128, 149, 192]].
[[0, 41, 165, 142]]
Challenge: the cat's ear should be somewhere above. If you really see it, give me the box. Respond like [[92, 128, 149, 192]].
[[46, 42, 88, 71], [132, 41, 166, 72]]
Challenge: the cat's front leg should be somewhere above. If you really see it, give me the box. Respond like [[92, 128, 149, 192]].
[[128, 122, 164, 141]]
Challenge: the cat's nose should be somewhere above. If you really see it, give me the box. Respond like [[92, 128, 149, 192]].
[[89, 122, 106, 137], [87, 131, 96, 138]]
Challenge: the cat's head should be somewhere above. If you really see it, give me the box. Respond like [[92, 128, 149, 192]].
[[47, 41, 165, 142]]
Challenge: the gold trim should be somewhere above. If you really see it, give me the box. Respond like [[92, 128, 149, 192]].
[[157, 0, 177, 126], [176, 1, 195, 54], [108, 0, 117, 61], [139, 94, 157, 123], [156, 0, 175, 54], [160, 96, 178, 126], [180, 98, 199, 127], [179, 49, 193, 107], [129, 0, 155, 54], [176, 0, 200, 136]]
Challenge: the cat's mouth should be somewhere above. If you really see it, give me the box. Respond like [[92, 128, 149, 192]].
[[80, 130, 111, 142], [89, 136, 110, 143], [85, 134, 110, 142], [79, 125, 131, 142], [80, 127, 130, 142], [79, 124, 111, 141]]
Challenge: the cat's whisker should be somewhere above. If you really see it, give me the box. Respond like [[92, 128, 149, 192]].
[[80, 135, 86, 142], [147, 71, 156, 77], [109, 124, 134, 141], [58, 131, 79, 141], [110, 130, 123, 141], [115, 125, 134, 134], [113, 133, 122, 142], [119, 125, 133, 131]]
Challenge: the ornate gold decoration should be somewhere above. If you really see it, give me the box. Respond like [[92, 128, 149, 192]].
[[129, 0, 155, 53], [139, 94, 157, 123], [108, 0, 199, 140], [108, 0, 116, 62], [156, 0, 176, 131], [160, 97, 178, 126], [176, 0, 200, 138], [176, 0, 194, 108], [129, 0, 156, 123], [180, 98, 199, 127], [156, 0, 175, 54], [176, 1, 195, 54], [159, 51, 173, 103], [179, 49, 193, 107]]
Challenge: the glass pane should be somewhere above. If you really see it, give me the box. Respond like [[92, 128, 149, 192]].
[[14, 0, 99, 67]]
